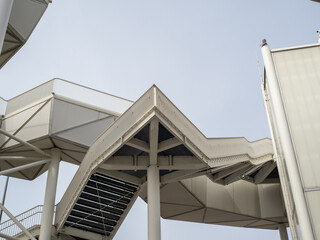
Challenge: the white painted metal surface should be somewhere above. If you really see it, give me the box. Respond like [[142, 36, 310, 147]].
[[52, 80, 133, 116], [278, 224, 289, 240], [39, 149, 60, 240], [147, 119, 161, 240], [261, 42, 314, 239], [0, 0, 49, 69], [0, 159, 50, 175], [0, 80, 285, 240], [262, 85, 299, 239], [271, 43, 320, 239], [55, 84, 284, 239], [0, 0, 13, 53], [0, 79, 132, 180], [0, 204, 36, 240], [0, 98, 7, 117], [147, 165, 161, 240]]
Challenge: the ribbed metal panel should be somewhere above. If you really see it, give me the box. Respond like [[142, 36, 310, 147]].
[[65, 173, 138, 237]]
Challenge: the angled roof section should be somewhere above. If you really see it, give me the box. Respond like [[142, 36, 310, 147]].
[[70, 85, 273, 175]]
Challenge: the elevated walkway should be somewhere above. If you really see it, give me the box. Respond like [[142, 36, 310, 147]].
[[0, 81, 287, 240], [55, 85, 286, 239]]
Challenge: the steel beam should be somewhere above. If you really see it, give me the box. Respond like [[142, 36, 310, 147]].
[[62, 226, 107, 240], [161, 169, 205, 184], [126, 138, 150, 153], [0, 159, 50, 176], [210, 164, 245, 182], [254, 161, 276, 184], [0, 156, 44, 161], [0, 232, 19, 240], [224, 164, 252, 185], [157, 137, 180, 153], [149, 120, 159, 165], [0, 128, 51, 158], [102, 155, 204, 170]]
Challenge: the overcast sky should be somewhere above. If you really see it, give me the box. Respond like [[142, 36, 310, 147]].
[[0, 0, 320, 239]]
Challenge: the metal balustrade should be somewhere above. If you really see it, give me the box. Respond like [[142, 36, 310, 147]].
[[0, 205, 55, 239]]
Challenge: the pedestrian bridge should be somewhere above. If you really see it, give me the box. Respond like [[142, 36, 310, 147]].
[[0, 79, 287, 240]]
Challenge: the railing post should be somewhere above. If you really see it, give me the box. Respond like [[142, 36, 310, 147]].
[[39, 148, 60, 240]]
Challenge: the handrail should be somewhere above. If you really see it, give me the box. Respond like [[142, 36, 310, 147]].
[[0, 205, 55, 239]]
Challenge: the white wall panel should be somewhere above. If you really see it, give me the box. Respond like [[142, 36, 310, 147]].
[[258, 184, 284, 219], [53, 79, 132, 116], [306, 191, 320, 238], [272, 45, 320, 238], [51, 98, 111, 134], [181, 176, 284, 220], [5, 81, 53, 115], [273, 46, 320, 188], [55, 117, 115, 147], [1, 100, 51, 148]]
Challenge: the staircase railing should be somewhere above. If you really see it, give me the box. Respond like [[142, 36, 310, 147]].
[[0, 205, 55, 239]]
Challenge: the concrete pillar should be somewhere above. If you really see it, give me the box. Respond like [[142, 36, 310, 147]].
[[147, 164, 161, 240], [39, 148, 60, 240], [0, 0, 13, 53]]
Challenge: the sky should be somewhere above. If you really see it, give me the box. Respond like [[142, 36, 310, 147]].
[[0, 0, 320, 239]]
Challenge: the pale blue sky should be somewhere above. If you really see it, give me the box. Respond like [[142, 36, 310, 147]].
[[0, 0, 320, 239]]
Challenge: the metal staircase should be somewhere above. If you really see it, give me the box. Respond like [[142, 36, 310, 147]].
[[0, 173, 140, 240], [62, 173, 139, 239]]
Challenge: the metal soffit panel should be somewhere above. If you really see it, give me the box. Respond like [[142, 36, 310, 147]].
[[0, 25, 23, 69], [137, 182, 286, 230], [0, 136, 89, 180], [55, 85, 277, 236], [0, 0, 48, 69]]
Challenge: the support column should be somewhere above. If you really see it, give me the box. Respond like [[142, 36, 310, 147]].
[[278, 224, 289, 240], [39, 148, 60, 240], [261, 41, 314, 240], [0, 0, 13, 53], [0, 176, 9, 222], [147, 120, 161, 240], [262, 86, 299, 240], [147, 164, 161, 240]]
